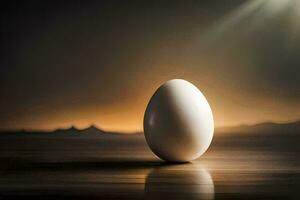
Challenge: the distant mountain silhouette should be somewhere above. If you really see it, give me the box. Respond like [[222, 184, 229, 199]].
[[0, 125, 142, 139], [0, 125, 147, 163], [213, 120, 300, 152], [51, 125, 105, 137], [216, 120, 300, 136]]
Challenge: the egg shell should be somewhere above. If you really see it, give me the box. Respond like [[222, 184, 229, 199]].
[[143, 79, 214, 162]]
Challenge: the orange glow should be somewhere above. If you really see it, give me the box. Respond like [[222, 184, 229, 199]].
[[2, 75, 299, 133]]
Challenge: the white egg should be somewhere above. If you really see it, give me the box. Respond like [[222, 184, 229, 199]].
[[143, 79, 214, 162]]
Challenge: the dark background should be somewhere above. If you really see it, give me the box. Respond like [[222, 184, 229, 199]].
[[1, 0, 299, 132]]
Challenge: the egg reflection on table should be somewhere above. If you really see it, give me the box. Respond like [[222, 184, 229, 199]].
[[143, 79, 214, 162], [144, 163, 215, 200]]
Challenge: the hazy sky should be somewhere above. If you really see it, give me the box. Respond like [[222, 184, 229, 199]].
[[1, 0, 299, 132]]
